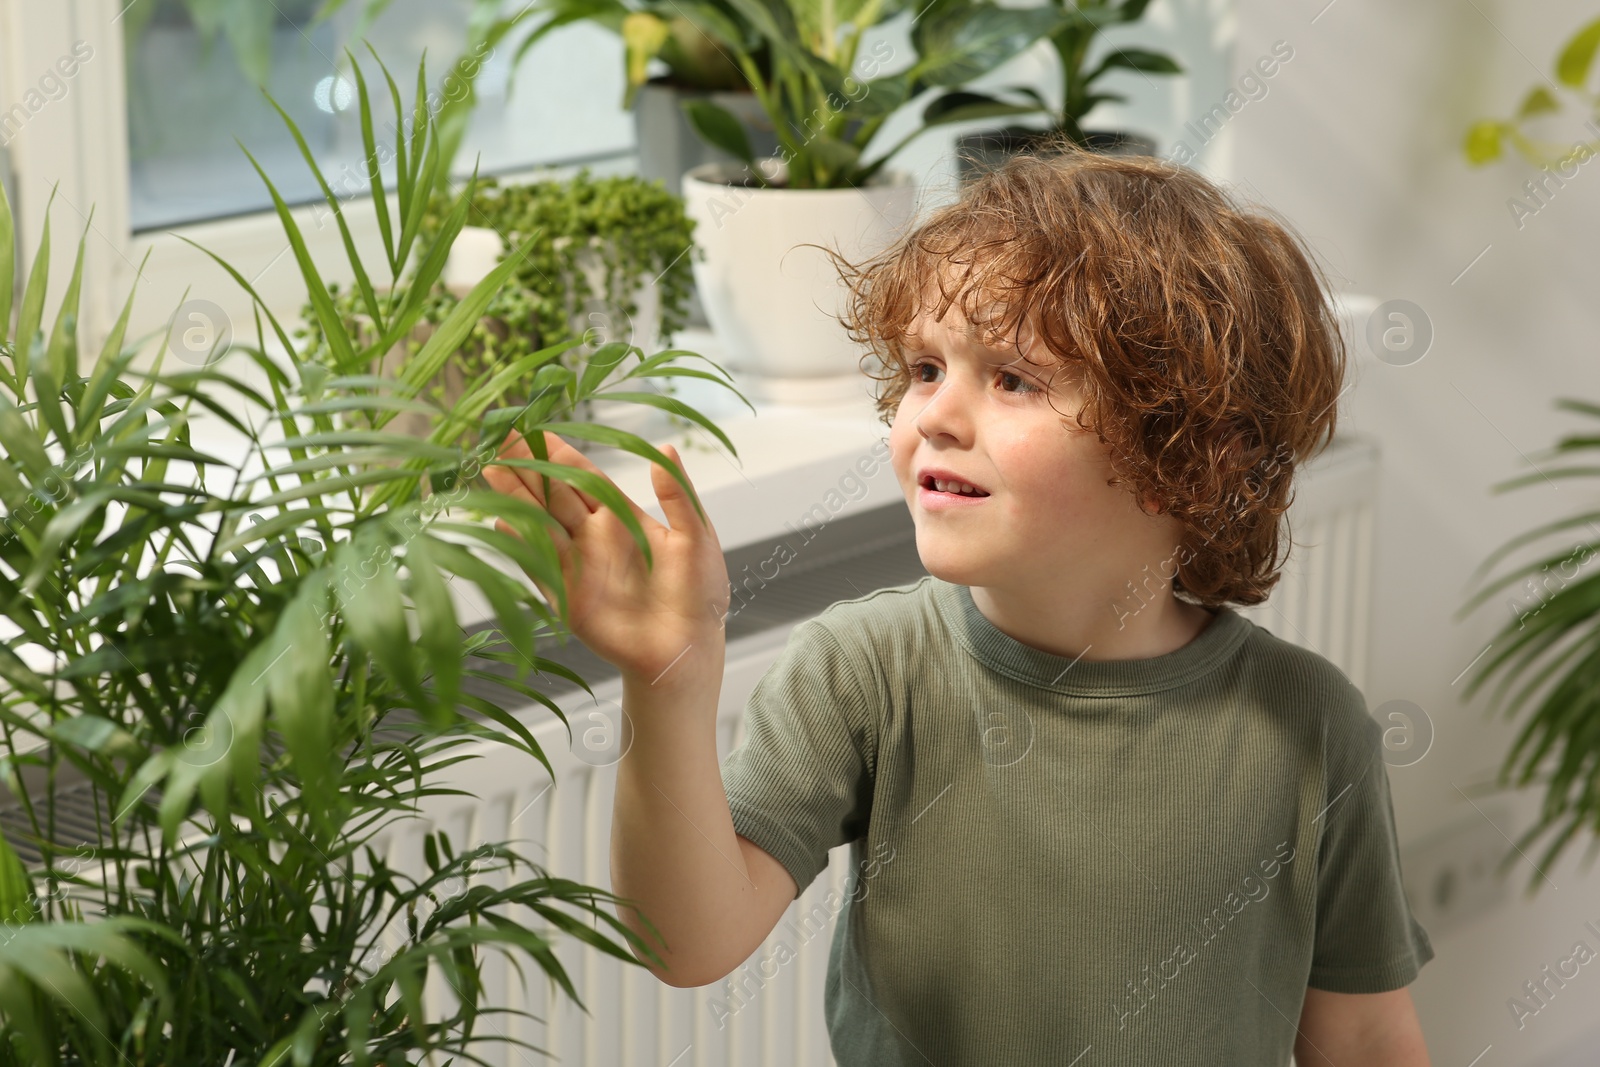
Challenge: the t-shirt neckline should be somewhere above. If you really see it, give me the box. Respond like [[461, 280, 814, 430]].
[[929, 576, 1253, 696]]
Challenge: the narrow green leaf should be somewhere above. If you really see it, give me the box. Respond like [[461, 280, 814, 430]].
[[592, 390, 739, 454], [0, 390, 53, 483], [426, 537, 538, 665], [369, 46, 413, 237], [266, 581, 337, 836], [0, 826, 33, 925], [27, 345, 70, 455], [212, 506, 335, 556], [348, 49, 396, 274], [379, 168, 474, 364], [467, 445, 659, 565], [399, 233, 537, 400], [333, 523, 431, 716], [44, 210, 89, 387], [411, 52, 431, 197], [236, 142, 359, 373], [524, 419, 712, 532], [576, 341, 634, 400], [404, 535, 461, 727], [171, 235, 297, 354], [79, 249, 152, 447], [396, 134, 445, 281], [260, 91, 384, 330], [0, 173, 15, 378], [429, 517, 569, 624], [15, 190, 53, 373], [0, 927, 111, 1046]]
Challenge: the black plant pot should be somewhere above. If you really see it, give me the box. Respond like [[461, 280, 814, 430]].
[[955, 125, 1159, 186]]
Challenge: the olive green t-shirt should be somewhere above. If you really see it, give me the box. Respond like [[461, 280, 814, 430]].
[[718, 575, 1434, 1067]]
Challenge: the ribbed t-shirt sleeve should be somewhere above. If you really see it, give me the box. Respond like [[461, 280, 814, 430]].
[[1308, 692, 1436, 992], [720, 616, 877, 901]]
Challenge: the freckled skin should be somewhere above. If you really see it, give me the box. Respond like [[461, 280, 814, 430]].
[[888, 298, 1213, 662]]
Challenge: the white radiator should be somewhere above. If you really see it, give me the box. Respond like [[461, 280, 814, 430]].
[[377, 432, 1381, 1067], [1230, 433, 1380, 693]]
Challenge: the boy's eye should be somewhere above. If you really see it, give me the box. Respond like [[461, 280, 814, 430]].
[[910, 359, 1041, 396]]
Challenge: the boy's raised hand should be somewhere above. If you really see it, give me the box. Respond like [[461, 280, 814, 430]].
[[482, 430, 732, 684]]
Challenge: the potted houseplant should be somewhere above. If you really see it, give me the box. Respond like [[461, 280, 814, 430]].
[[438, 170, 699, 360], [300, 167, 703, 452], [0, 49, 748, 1062], [1454, 17, 1600, 894], [666, 0, 1063, 400], [945, 0, 1184, 183], [507, 0, 783, 196]]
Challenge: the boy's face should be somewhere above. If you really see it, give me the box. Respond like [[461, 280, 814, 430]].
[[888, 294, 1176, 597]]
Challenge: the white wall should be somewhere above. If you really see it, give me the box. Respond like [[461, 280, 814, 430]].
[[1232, 1, 1600, 1064]]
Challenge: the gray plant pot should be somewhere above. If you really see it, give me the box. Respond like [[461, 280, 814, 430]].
[[955, 126, 1160, 186], [634, 79, 782, 199]]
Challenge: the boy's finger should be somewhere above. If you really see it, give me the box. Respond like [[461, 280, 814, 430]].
[[486, 431, 595, 531], [488, 431, 591, 533], [482, 463, 539, 508], [541, 431, 661, 527], [496, 516, 572, 563], [490, 431, 547, 506], [650, 443, 716, 543], [496, 519, 568, 607], [538, 432, 605, 513]]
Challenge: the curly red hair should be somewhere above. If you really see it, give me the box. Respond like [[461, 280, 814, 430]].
[[828, 135, 1348, 608]]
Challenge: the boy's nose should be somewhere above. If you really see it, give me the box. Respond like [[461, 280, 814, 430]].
[[914, 381, 974, 442]]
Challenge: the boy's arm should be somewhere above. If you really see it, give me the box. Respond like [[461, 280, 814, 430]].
[[1293, 986, 1430, 1066], [483, 430, 797, 987], [611, 661, 798, 989]]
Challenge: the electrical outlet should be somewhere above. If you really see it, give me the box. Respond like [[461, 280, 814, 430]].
[[1400, 807, 1514, 940]]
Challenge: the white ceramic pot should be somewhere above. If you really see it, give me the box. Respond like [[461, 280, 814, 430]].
[[553, 235, 664, 358], [443, 225, 504, 294], [682, 158, 921, 404], [556, 237, 671, 448]]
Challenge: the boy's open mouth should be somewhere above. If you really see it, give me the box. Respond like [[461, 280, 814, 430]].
[[920, 475, 990, 497]]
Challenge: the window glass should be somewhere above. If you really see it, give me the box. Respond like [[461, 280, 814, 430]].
[[124, 0, 633, 233]]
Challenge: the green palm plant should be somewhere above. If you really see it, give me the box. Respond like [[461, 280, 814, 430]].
[[1457, 398, 1600, 894], [0, 46, 750, 1064]]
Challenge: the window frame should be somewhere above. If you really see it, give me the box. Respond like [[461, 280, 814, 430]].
[[0, 0, 390, 361]]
